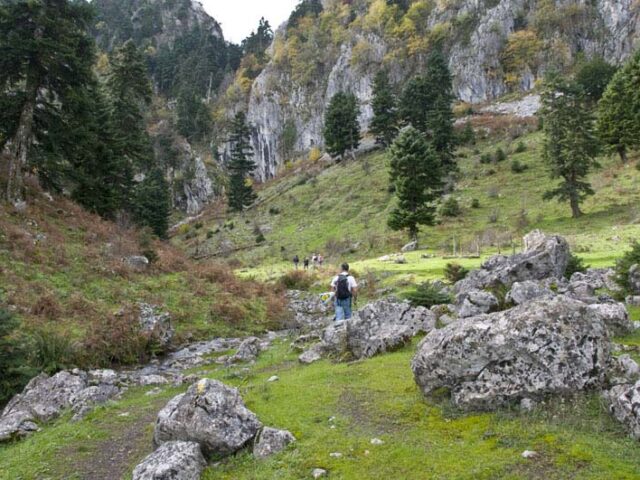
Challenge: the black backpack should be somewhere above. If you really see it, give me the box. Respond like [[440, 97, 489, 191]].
[[336, 274, 351, 300]]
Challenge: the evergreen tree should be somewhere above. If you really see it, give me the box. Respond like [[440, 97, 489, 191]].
[[541, 75, 600, 219], [597, 50, 640, 163], [177, 87, 211, 142], [388, 127, 443, 241], [323, 92, 361, 160], [370, 70, 399, 147], [575, 56, 617, 103], [0, 0, 95, 203], [242, 17, 273, 62], [227, 112, 257, 211], [399, 49, 456, 171], [106, 40, 154, 172], [0, 308, 34, 405], [132, 168, 171, 238]]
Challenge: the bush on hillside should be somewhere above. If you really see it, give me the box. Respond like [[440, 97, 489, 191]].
[[444, 263, 469, 284], [614, 241, 640, 294], [494, 147, 507, 162], [471, 198, 481, 208], [480, 153, 492, 164], [440, 197, 462, 217], [511, 159, 528, 173], [565, 253, 589, 279], [30, 327, 78, 374], [0, 308, 35, 405], [405, 282, 451, 308], [514, 141, 527, 153], [278, 270, 314, 291]]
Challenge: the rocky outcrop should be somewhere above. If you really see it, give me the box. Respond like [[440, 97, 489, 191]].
[[286, 290, 333, 332], [629, 264, 640, 295], [253, 427, 296, 459], [604, 380, 640, 440], [133, 441, 207, 480], [454, 230, 570, 295], [506, 280, 553, 305], [587, 303, 634, 336], [455, 290, 499, 318], [138, 303, 174, 348], [154, 379, 262, 458], [412, 296, 611, 410], [227, 337, 263, 364]]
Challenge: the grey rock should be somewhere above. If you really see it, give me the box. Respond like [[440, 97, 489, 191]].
[[626, 296, 640, 307], [298, 344, 324, 364], [455, 231, 570, 295], [287, 290, 332, 331], [154, 379, 262, 458], [480, 94, 541, 117], [71, 385, 120, 421], [132, 441, 206, 480], [412, 296, 610, 410], [629, 264, 640, 295], [87, 369, 119, 386], [608, 355, 640, 386], [312, 468, 328, 479], [570, 268, 618, 291], [520, 398, 536, 412], [587, 303, 634, 336], [455, 290, 499, 318], [253, 427, 296, 458], [401, 241, 418, 253], [0, 411, 39, 442], [138, 303, 174, 348], [139, 375, 170, 386], [228, 337, 262, 364], [124, 256, 149, 270], [604, 380, 640, 440], [506, 281, 553, 305]]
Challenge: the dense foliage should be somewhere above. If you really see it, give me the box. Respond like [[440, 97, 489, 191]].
[[388, 127, 442, 240], [541, 75, 600, 218], [324, 92, 361, 160], [614, 241, 640, 296], [0, 308, 34, 406], [227, 112, 257, 211], [405, 281, 451, 308], [370, 70, 399, 147]]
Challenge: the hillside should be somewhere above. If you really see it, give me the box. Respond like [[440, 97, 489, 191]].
[[175, 114, 640, 288]]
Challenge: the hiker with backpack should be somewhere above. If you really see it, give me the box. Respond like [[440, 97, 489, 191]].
[[330, 263, 358, 322]]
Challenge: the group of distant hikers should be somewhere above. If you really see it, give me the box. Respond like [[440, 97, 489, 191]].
[[292, 254, 358, 323], [292, 253, 324, 270]]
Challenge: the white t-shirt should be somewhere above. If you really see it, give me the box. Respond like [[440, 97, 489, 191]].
[[331, 273, 358, 292]]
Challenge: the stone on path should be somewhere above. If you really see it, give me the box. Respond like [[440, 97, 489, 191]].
[[132, 441, 206, 480]]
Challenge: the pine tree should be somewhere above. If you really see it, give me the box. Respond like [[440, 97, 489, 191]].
[[541, 75, 600, 219], [106, 40, 154, 172], [177, 87, 211, 142], [132, 168, 171, 238], [370, 70, 399, 147], [0, 0, 95, 203], [323, 92, 361, 160], [597, 50, 640, 163], [388, 127, 443, 241], [399, 49, 456, 171], [227, 112, 257, 211], [242, 17, 273, 62]]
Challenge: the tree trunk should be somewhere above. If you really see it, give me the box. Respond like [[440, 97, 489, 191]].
[[570, 195, 582, 219], [618, 145, 628, 164]]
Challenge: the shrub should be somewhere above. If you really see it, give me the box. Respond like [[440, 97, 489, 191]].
[[440, 197, 462, 217], [30, 327, 78, 374], [488, 209, 500, 224], [256, 233, 266, 244], [479, 153, 492, 164], [511, 159, 528, 173], [471, 198, 481, 208], [268, 207, 281, 215], [309, 147, 322, 162], [206, 230, 215, 239], [494, 147, 507, 162], [565, 253, 589, 279], [444, 263, 469, 284], [514, 141, 527, 153], [277, 270, 314, 291], [614, 241, 640, 294], [405, 282, 451, 308], [0, 309, 35, 405]]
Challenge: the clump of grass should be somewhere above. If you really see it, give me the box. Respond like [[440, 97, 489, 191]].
[[277, 270, 315, 291], [565, 253, 589, 279], [444, 263, 469, 284], [405, 282, 451, 308]]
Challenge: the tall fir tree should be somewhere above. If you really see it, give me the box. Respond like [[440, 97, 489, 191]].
[[106, 40, 154, 173], [0, 0, 95, 203], [542, 75, 600, 219], [388, 127, 443, 241], [370, 70, 399, 147], [227, 112, 257, 211], [132, 168, 171, 238], [177, 87, 211, 143], [597, 50, 640, 163], [399, 49, 456, 171], [323, 92, 361, 160]]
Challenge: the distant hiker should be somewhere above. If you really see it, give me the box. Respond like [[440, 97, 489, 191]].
[[303, 257, 310, 270], [331, 263, 358, 322], [312, 254, 318, 268], [293, 255, 300, 269]]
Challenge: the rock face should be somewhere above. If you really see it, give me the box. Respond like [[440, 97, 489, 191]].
[[154, 379, 262, 458], [629, 264, 640, 295], [253, 427, 296, 459], [239, 2, 640, 178], [604, 380, 640, 440], [412, 297, 611, 410], [454, 231, 570, 295], [132, 441, 207, 480], [138, 303, 174, 348]]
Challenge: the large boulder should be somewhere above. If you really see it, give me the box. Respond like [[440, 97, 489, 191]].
[[454, 230, 570, 295], [228, 337, 262, 364], [455, 290, 499, 318], [286, 290, 332, 331], [412, 296, 610, 410], [71, 384, 120, 421], [630, 264, 640, 295], [154, 379, 262, 458], [587, 303, 634, 336], [506, 281, 553, 305], [139, 303, 174, 348], [132, 441, 206, 480], [604, 380, 640, 440], [570, 268, 618, 292], [253, 427, 296, 459], [347, 300, 435, 359]]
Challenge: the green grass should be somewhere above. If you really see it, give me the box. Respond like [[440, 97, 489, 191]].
[[2, 338, 639, 480]]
